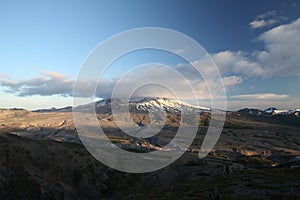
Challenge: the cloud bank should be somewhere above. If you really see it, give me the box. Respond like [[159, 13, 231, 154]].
[[1, 67, 235, 100], [0, 71, 73, 97]]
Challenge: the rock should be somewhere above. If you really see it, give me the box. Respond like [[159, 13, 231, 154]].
[[55, 130, 66, 137], [26, 127, 41, 132]]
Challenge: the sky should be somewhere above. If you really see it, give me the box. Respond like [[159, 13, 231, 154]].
[[0, 0, 300, 110]]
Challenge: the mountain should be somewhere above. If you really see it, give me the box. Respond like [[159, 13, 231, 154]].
[[236, 107, 300, 127], [32, 106, 72, 113], [237, 107, 300, 116], [264, 107, 300, 115], [77, 97, 210, 114], [236, 108, 263, 116]]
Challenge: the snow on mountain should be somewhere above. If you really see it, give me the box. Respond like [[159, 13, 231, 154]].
[[264, 107, 277, 114], [91, 97, 210, 114], [273, 109, 295, 115], [238, 107, 300, 116], [264, 107, 299, 115], [131, 97, 210, 112]]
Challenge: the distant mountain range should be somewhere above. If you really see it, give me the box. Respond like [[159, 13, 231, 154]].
[[237, 107, 300, 117], [235, 107, 300, 127], [32, 106, 73, 113], [31, 98, 299, 117]]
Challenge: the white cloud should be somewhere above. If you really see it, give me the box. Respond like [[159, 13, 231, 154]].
[[223, 76, 243, 87], [231, 93, 289, 100], [174, 51, 264, 79], [249, 10, 288, 29], [99, 65, 230, 101], [211, 50, 265, 77], [206, 18, 300, 78], [0, 71, 73, 97], [250, 19, 274, 29], [256, 18, 300, 76]]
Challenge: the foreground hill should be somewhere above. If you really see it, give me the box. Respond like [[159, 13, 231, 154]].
[[0, 133, 113, 199]]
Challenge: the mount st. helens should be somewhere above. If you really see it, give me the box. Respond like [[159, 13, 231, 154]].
[[75, 97, 210, 114]]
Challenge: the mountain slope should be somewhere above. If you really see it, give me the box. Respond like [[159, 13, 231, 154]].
[[77, 97, 210, 114]]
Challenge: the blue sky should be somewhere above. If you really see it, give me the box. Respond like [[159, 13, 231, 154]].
[[0, 0, 300, 110]]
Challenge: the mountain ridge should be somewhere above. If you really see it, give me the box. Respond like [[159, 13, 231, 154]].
[[2, 98, 299, 117]]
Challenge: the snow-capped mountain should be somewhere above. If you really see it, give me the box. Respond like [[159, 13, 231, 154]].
[[77, 97, 210, 114], [236, 107, 300, 127], [264, 107, 300, 116], [238, 107, 300, 116]]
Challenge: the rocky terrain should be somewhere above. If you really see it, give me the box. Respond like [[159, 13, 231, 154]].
[[0, 99, 299, 199]]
